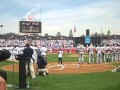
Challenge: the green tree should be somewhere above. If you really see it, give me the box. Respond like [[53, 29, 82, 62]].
[[56, 32, 61, 37], [81, 34, 85, 37], [94, 32, 98, 36], [44, 33, 49, 38], [107, 30, 111, 36]]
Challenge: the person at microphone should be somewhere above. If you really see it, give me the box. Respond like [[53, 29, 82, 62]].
[[23, 42, 36, 79]]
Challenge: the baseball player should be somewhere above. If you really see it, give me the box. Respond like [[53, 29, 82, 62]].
[[88, 44, 94, 64], [101, 45, 106, 63], [96, 45, 102, 64], [116, 45, 120, 62], [111, 44, 117, 62], [77, 44, 85, 64], [105, 44, 111, 63]]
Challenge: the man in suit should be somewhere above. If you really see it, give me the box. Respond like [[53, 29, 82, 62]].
[[23, 42, 36, 79]]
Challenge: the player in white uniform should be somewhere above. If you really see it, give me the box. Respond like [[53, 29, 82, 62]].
[[88, 44, 94, 64], [31, 45, 38, 63], [40, 45, 47, 57], [96, 45, 102, 64], [11, 45, 19, 60], [105, 44, 111, 63], [78, 44, 85, 64], [111, 44, 117, 62], [116, 45, 120, 62], [101, 46, 106, 63]]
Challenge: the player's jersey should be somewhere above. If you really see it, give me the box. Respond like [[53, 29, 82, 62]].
[[105, 46, 111, 54], [78, 45, 85, 52], [111, 46, 116, 54], [96, 46, 102, 54], [88, 46, 94, 53], [78, 45, 85, 54], [40, 47, 47, 56]]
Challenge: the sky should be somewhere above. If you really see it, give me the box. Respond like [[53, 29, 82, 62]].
[[0, 0, 120, 37]]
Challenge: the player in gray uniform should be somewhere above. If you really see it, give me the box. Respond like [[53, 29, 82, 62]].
[[88, 44, 94, 64], [78, 44, 85, 64]]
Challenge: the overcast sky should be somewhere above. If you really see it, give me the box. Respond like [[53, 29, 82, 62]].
[[0, 0, 120, 36]]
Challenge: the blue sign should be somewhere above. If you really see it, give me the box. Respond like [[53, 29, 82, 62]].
[[85, 36, 91, 43]]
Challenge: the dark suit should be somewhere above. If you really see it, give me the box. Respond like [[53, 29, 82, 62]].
[[23, 46, 36, 79], [23, 47, 33, 59]]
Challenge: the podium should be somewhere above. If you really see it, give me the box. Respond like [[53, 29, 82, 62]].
[[15, 54, 27, 89]]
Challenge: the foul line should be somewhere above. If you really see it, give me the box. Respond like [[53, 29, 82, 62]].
[[47, 64, 57, 69], [60, 65, 66, 70], [47, 64, 79, 70]]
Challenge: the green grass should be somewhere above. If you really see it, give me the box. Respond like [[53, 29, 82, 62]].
[[7, 72, 120, 90], [47, 54, 79, 62], [0, 53, 120, 90], [47, 53, 89, 62]]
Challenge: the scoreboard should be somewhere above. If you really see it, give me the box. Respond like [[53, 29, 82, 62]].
[[19, 21, 42, 33], [85, 36, 91, 44]]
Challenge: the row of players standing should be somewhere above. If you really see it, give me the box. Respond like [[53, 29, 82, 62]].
[[77, 43, 120, 64]]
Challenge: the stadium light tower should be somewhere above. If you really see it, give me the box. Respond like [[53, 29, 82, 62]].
[[0, 25, 4, 35], [101, 28, 102, 45]]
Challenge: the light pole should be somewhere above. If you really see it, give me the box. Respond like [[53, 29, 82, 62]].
[[101, 28, 102, 45], [0, 25, 4, 35]]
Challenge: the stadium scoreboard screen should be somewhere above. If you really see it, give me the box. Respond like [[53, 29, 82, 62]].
[[19, 21, 42, 33], [85, 36, 91, 44]]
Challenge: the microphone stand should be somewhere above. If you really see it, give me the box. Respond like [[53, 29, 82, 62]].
[[12, 47, 15, 88]]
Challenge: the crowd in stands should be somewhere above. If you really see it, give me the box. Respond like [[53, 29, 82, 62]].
[[0, 38, 75, 60], [102, 39, 120, 46], [0, 38, 120, 64]]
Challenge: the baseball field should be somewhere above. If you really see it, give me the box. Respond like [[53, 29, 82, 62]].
[[0, 53, 120, 90]]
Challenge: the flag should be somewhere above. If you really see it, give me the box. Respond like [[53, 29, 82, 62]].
[[74, 25, 76, 33]]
